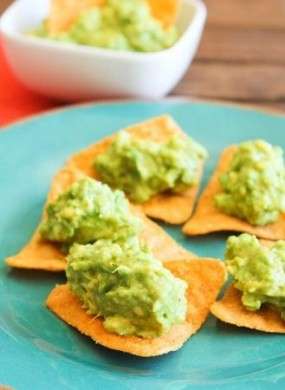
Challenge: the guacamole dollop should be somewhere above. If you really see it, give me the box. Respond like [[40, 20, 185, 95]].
[[215, 140, 285, 225], [226, 233, 285, 319], [40, 178, 140, 245], [32, 0, 178, 52], [94, 131, 208, 203], [66, 237, 187, 338]]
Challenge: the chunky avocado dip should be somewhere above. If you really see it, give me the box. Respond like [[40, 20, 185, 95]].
[[66, 237, 187, 338], [40, 178, 140, 245], [215, 140, 285, 225], [94, 131, 208, 203], [31, 0, 178, 52], [226, 233, 285, 319]]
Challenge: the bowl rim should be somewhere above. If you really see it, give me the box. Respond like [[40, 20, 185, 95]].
[[0, 0, 207, 61]]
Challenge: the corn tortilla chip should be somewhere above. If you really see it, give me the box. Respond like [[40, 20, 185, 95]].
[[211, 285, 285, 333], [5, 230, 66, 272], [67, 115, 205, 224], [183, 146, 285, 240], [6, 168, 194, 272], [47, 0, 104, 34], [3, 169, 68, 272], [5, 168, 84, 272], [148, 0, 180, 28], [46, 258, 226, 357], [131, 206, 193, 262]]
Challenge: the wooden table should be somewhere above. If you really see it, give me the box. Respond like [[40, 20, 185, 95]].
[[1, 0, 285, 113]]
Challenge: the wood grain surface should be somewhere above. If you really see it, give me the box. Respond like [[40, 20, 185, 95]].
[[1, 0, 285, 112]]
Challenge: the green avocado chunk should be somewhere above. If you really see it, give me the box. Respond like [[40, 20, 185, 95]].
[[40, 178, 140, 245], [225, 233, 285, 320], [66, 237, 187, 338], [30, 0, 178, 52], [215, 140, 285, 225], [94, 131, 208, 203]]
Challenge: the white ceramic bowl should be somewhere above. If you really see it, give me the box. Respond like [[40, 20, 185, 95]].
[[0, 0, 206, 101]]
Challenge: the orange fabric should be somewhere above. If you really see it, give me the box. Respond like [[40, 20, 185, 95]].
[[0, 39, 61, 127]]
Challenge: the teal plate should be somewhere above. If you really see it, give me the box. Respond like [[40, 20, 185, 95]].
[[1, 100, 285, 390]]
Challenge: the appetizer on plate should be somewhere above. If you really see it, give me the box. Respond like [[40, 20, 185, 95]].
[[67, 115, 208, 224], [211, 234, 285, 333], [47, 237, 226, 357], [184, 140, 285, 240]]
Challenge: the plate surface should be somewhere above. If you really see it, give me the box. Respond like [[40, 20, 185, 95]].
[[1, 100, 285, 390]]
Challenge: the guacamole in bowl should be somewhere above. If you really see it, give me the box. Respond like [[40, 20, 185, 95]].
[[31, 0, 178, 52]]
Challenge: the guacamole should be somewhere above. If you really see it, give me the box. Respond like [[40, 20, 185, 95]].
[[66, 237, 187, 338], [31, 0, 178, 52], [94, 131, 208, 203], [40, 178, 140, 245], [215, 140, 285, 225], [226, 233, 285, 319]]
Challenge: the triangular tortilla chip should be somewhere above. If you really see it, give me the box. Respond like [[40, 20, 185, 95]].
[[6, 167, 194, 272], [5, 231, 66, 272], [67, 115, 205, 224], [148, 0, 180, 28], [211, 285, 285, 333], [46, 258, 226, 357], [5, 168, 84, 272], [47, 0, 104, 34], [183, 146, 285, 240]]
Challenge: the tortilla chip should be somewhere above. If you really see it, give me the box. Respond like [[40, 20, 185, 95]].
[[6, 168, 84, 272], [211, 285, 285, 333], [148, 0, 180, 28], [5, 230, 66, 272], [183, 146, 285, 240], [46, 258, 226, 357], [47, 0, 104, 34], [132, 206, 193, 262], [67, 115, 205, 224], [6, 168, 194, 272]]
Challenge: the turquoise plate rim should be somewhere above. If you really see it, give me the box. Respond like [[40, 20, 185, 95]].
[[1, 98, 285, 390], [2, 97, 285, 133]]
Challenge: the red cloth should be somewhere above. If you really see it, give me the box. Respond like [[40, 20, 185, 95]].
[[0, 40, 62, 127]]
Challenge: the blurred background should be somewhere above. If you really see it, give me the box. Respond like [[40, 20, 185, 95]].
[[1, 0, 285, 114]]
